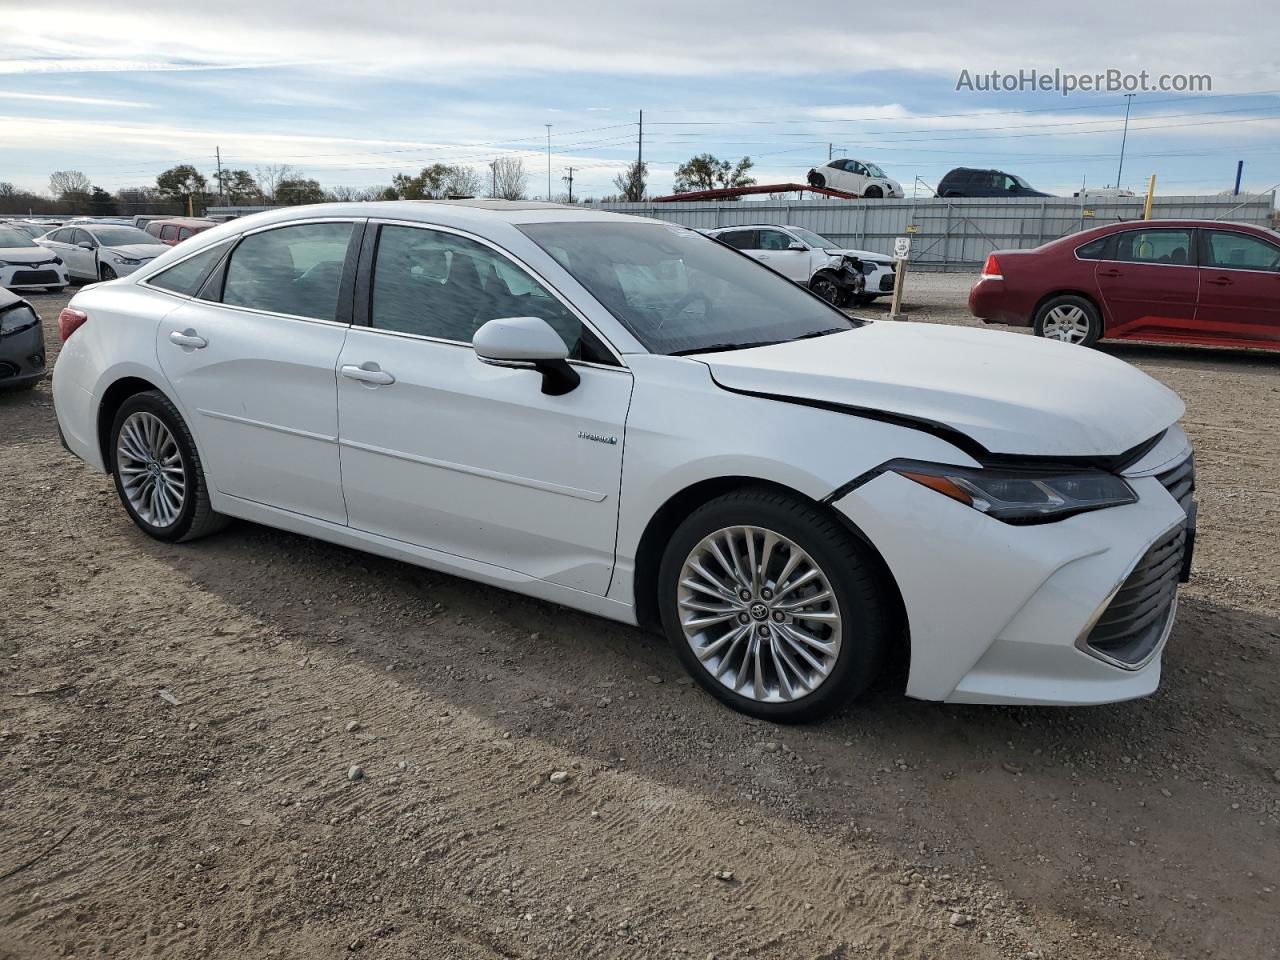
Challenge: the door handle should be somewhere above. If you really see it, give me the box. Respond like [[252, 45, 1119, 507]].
[[1205, 276, 1233, 286], [1097, 269, 1123, 278], [756, 254, 769, 260], [169, 329, 207, 349], [341, 363, 395, 386]]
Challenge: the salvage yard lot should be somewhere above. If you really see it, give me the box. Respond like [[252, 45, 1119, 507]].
[[2, 279, 1278, 960]]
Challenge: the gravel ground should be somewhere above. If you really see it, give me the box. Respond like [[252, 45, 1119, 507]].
[[2, 278, 1278, 960]]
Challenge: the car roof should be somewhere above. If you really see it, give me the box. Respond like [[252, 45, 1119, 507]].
[[707, 224, 806, 232], [151, 217, 216, 227]]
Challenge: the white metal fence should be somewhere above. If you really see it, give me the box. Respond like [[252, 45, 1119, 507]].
[[205, 194, 1276, 273], [590, 194, 1277, 271]]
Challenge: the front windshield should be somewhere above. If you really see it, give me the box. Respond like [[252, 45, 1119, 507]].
[[1011, 174, 1032, 189], [90, 226, 156, 246], [518, 221, 859, 355], [787, 227, 837, 250], [0, 228, 38, 248], [863, 162, 886, 178]]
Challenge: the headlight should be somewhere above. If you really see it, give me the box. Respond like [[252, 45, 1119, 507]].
[[112, 255, 141, 265], [0, 304, 40, 335], [889, 460, 1136, 523], [51, 256, 63, 265]]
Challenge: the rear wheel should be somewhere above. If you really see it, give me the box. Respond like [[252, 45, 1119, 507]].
[[1034, 295, 1102, 347], [110, 390, 227, 542], [658, 488, 889, 722]]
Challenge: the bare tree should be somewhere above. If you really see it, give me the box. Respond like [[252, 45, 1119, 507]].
[[254, 164, 298, 201], [49, 170, 91, 199], [612, 160, 647, 202], [489, 157, 528, 200]]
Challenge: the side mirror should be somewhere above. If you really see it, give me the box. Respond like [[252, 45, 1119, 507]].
[[787, 240, 807, 251], [77, 241, 95, 250], [472, 316, 580, 396]]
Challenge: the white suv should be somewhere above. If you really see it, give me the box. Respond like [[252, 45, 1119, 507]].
[[807, 159, 904, 199], [706, 224, 896, 307]]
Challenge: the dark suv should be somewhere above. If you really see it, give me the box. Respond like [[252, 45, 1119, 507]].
[[937, 168, 1051, 198]]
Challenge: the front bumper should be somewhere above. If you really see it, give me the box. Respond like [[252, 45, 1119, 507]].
[[0, 262, 68, 289], [0, 304, 47, 388], [833, 433, 1195, 706]]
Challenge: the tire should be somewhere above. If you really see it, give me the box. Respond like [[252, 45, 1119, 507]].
[[100, 265, 117, 281], [808, 273, 845, 308], [864, 185, 884, 199], [47, 286, 66, 293], [658, 488, 890, 722], [109, 390, 228, 543], [808, 171, 826, 188], [1033, 294, 1102, 347]]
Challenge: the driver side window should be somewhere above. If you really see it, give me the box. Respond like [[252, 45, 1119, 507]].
[[756, 230, 792, 251], [369, 225, 594, 358]]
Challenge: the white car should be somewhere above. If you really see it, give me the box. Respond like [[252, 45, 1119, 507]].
[[0, 224, 69, 292], [52, 201, 1196, 721], [706, 224, 896, 306], [36, 224, 168, 282], [807, 158, 904, 199]]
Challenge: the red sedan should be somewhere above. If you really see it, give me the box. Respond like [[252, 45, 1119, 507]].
[[969, 219, 1280, 351]]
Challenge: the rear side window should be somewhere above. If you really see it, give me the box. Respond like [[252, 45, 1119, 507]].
[[1203, 230, 1280, 271], [161, 226, 177, 241], [1075, 236, 1110, 260], [1114, 229, 1192, 266], [147, 241, 232, 296], [221, 222, 354, 321], [716, 230, 757, 250]]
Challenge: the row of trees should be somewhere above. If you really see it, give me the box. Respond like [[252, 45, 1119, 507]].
[[0, 152, 757, 216]]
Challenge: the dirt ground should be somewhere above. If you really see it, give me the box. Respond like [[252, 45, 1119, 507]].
[[2, 277, 1278, 960]]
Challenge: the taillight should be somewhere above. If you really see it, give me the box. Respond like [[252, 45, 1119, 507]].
[[58, 307, 88, 342], [980, 254, 1003, 279]]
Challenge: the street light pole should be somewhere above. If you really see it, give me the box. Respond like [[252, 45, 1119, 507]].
[[545, 124, 552, 201], [1115, 93, 1135, 191]]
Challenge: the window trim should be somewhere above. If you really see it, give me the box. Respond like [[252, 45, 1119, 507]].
[[1197, 227, 1280, 275], [138, 238, 237, 301], [184, 217, 367, 327], [352, 218, 627, 369], [1103, 227, 1198, 269]]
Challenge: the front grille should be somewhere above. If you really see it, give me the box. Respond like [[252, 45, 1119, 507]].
[[10, 269, 59, 286], [1085, 526, 1183, 667], [0, 360, 19, 380], [1156, 454, 1195, 516]]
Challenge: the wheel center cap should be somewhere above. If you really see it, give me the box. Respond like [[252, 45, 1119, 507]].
[[749, 602, 769, 621], [147, 461, 162, 477]]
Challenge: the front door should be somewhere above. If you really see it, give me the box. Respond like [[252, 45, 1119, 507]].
[[155, 220, 359, 524], [67, 229, 98, 280], [751, 228, 810, 282], [336, 222, 633, 595], [1094, 226, 1199, 339], [1194, 228, 1280, 347]]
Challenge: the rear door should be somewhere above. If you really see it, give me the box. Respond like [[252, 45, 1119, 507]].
[[1094, 227, 1198, 339], [155, 219, 361, 524], [1194, 228, 1280, 347]]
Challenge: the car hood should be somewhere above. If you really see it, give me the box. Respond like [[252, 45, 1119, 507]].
[[698, 323, 1184, 459], [0, 246, 58, 264], [104, 243, 166, 259], [824, 247, 892, 265]]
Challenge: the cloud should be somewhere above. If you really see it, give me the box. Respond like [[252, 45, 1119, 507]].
[[0, 90, 151, 108]]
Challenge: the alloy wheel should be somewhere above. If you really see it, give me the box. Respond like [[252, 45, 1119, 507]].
[[677, 525, 842, 703], [116, 411, 186, 527], [811, 278, 840, 305], [1040, 304, 1091, 343]]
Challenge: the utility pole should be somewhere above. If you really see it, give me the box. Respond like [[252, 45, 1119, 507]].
[[215, 146, 223, 202], [1115, 93, 1135, 193], [637, 109, 643, 201], [490, 160, 497, 199], [829, 143, 833, 160], [545, 124, 552, 201], [563, 167, 575, 204]]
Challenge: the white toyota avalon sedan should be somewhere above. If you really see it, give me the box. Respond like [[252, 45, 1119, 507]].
[[51, 201, 1196, 721]]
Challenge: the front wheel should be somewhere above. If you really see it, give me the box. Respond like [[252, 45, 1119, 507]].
[[110, 390, 227, 542], [99, 265, 117, 281], [863, 185, 884, 199], [808, 274, 845, 307], [1034, 295, 1102, 346], [658, 489, 890, 722], [808, 171, 826, 188]]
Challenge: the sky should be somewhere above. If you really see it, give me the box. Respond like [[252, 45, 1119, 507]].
[[1, 1, 1279, 204]]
